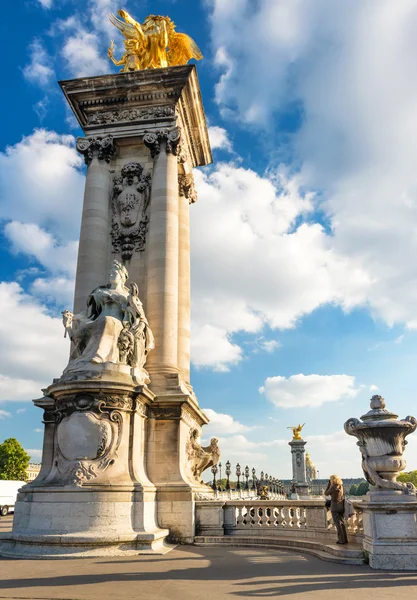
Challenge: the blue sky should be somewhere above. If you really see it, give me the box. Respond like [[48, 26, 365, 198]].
[[1, 0, 417, 480]]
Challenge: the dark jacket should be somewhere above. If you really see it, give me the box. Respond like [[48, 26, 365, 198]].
[[325, 481, 345, 513]]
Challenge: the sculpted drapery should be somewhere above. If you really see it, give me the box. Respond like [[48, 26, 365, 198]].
[[62, 261, 154, 382]]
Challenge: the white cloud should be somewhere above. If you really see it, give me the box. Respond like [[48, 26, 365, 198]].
[[0, 282, 68, 401], [34, 428, 43, 433], [23, 40, 54, 86], [0, 130, 84, 239], [31, 276, 75, 308], [259, 374, 360, 408], [36, 0, 53, 8], [190, 165, 368, 369], [208, 0, 417, 335], [369, 384, 379, 392], [62, 29, 109, 78], [251, 337, 281, 354], [0, 410, 11, 419], [203, 408, 256, 436], [16, 409, 26, 414], [208, 126, 233, 152], [5, 222, 77, 278]]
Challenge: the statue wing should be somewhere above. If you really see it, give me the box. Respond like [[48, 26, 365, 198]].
[[109, 13, 139, 40], [167, 32, 203, 66]]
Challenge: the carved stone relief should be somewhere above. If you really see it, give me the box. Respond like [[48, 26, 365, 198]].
[[110, 162, 151, 260], [76, 136, 116, 165], [143, 127, 181, 158], [178, 173, 197, 204], [88, 105, 175, 125]]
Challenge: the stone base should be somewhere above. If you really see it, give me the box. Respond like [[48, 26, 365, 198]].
[[0, 530, 173, 558], [356, 496, 417, 571]]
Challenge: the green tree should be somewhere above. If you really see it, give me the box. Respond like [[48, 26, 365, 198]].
[[357, 481, 370, 496], [349, 484, 359, 496], [0, 438, 30, 481], [398, 471, 417, 487]]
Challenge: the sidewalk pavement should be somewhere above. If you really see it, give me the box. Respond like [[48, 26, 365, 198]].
[[1, 515, 416, 599]]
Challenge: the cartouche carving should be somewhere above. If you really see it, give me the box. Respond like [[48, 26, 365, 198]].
[[111, 162, 151, 260]]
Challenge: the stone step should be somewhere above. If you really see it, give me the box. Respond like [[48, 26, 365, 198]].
[[194, 535, 364, 565]]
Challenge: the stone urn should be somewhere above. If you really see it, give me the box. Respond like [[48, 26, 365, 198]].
[[344, 395, 417, 495]]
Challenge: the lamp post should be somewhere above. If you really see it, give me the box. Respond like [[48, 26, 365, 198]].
[[245, 465, 249, 490], [236, 463, 241, 490], [218, 462, 222, 489], [211, 464, 218, 491], [251, 468, 256, 491], [225, 460, 231, 491]]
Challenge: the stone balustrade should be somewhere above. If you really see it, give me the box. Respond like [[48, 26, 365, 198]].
[[196, 498, 364, 543]]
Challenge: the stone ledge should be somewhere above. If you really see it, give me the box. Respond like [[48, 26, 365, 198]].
[[194, 535, 364, 566]]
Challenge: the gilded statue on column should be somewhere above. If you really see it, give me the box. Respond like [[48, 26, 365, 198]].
[[287, 423, 305, 440], [108, 10, 203, 72]]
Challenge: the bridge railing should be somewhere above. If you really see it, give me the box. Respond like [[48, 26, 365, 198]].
[[195, 498, 364, 543]]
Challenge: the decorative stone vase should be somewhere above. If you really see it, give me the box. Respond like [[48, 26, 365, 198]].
[[344, 395, 417, 495]]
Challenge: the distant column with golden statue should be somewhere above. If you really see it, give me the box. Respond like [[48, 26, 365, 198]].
[[288, 424, 310, 497]]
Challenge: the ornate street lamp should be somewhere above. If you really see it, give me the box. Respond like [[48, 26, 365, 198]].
[[218, 462, 222, 489], [236, 463, 241, 490], [251, 468, 257, 491], [245, 465, 250, 490], [225, 460, 231, 491], [211, 464, 218, 491], [260, 471, 264, 485]]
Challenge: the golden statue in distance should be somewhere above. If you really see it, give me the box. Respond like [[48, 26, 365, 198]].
[[288, 423, 305, 440], [108, 10, 203, 72]]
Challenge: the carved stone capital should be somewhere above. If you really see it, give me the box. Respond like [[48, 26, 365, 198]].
[[143, 127, 181, 159], [178, 173, 197, 204], [76, 136, 116, 166]]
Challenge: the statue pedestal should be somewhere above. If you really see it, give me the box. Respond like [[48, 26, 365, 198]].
[[356, 495, 417, 570], [0, 373, 171, 557], [147, 388, 214, 543]]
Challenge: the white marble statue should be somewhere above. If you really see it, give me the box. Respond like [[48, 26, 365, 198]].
[[62, 261, 154, 379]]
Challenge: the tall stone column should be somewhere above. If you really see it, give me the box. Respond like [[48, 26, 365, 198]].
[[144, 129, 181, 384], [289, 439, 309, 497], [73, 136, 116, 313], [177, 173, 197, 385]]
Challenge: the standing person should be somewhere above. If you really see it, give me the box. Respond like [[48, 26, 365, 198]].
[[325, 474, 348, 545]]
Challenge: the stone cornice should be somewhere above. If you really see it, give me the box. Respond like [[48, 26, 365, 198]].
[[59, 65, 212, 168]]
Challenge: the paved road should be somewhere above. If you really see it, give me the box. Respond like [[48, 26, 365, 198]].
[[1, 516, 416, 599]]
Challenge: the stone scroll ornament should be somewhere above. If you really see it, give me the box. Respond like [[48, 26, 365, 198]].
[[185, 428, 220, 482], [143, 127, 181, 158], [61, 261, 155, 385], [111, 162, 151, 260], [76, 135, 116, 165], [344, 395, 417, 494]]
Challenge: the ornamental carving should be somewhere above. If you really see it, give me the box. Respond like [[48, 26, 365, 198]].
[[55, 408, 121, 487], [88, 105, 175, 125], [185, 428, 220, 481], [143, 127, 181, 158], [149, 406, 182, 420], [178, 173, 197, 204], [76, 136, 116, 165], [54, 393, 134, 423], [111, 162, 151, 260]]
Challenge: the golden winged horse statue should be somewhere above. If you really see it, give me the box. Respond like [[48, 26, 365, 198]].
[[108, 9, 203, 72]]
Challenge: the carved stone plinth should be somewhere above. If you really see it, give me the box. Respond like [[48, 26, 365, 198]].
[[0, 373, 171, 557], [355, 497, 417, 570]]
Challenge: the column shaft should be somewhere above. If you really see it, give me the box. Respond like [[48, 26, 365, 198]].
[[74, 156, 112, 313], [177, 194, 191, 383], [146, 144, 179, 372]]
